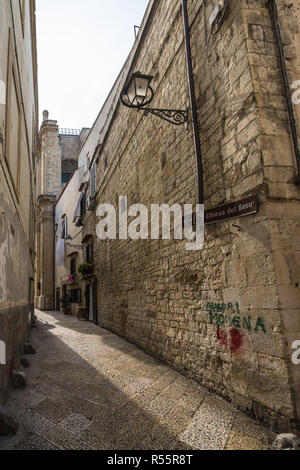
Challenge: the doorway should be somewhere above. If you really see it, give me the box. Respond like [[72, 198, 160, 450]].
[[85, 285, 92, 322], [56, 288, 60, 311], [85, 283, 98, 323], [92, 282, 98, 324]]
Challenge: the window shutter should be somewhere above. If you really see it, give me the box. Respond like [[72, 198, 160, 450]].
[[80, 190, 87, 218], [61, 219, 67, 239], [91, 164, 96, 197]]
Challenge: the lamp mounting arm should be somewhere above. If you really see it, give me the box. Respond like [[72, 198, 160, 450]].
[[139, 107, 188, 126]]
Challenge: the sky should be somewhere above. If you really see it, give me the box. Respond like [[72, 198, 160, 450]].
[[36, 0, 149, 130]]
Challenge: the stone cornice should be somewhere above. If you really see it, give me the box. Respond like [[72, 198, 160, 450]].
[[39, 120, 59, 137], [37, 194, 57, 206]]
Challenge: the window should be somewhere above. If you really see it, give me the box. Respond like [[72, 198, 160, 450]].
[[70, 289, 81, 304], [62, 173, 72, 184], [85, 153, 90, 173], [70, 258, 76, 276], [61, 218, 67, 239], [80, 190, 87, 219], [62, 285, 67, 299], [90, 164, 96, 198], [73, 187, 87, 227], [86, 241, 94, 264]]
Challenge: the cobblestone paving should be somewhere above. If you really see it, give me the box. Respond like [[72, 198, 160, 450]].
[[0, 310, 275, 450]]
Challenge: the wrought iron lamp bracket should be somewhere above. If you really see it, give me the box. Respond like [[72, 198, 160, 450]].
[[139, 107, 188, 126]]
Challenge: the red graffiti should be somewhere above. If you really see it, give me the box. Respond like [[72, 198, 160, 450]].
[[229, 328, 243, 352], [216, 327, 243, 353], [216, 328, 228, 346]]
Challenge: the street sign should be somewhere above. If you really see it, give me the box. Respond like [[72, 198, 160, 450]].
[[205, 195, 259, 225]]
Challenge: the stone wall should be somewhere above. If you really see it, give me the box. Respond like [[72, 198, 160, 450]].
[[60, 134, 80, 179], [55, 169, 86, 316], [81, 0, 299, 430], [38, 119, 62, 197], [35, 116, 86, 311], [242, 0, 300, 428], [0, 0, 38, 404]]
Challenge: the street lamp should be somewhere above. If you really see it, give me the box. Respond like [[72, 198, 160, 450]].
[[120, 71, 188, 126], [65, 235, 83, 250]]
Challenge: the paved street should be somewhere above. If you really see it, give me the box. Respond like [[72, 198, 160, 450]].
[[0, 310, 275, 450]]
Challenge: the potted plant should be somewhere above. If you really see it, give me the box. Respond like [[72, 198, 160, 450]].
[[77, 263, 94, 276], [60, 295, 70, 315], [77, 304, 88, 321]]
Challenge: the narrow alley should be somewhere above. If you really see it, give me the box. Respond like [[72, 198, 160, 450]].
[[1, 0, 300, 455], [1, 311, 274, 451]]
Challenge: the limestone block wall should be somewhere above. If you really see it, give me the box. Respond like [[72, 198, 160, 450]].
[[38, 122, 62, 198], [241, 0, 300, 427], [0, 0, 38, 404], [82, 0, 300, 430], [55, 170, 85, 314], [0, 174, 33, 402], [60, 134, 80, 178]]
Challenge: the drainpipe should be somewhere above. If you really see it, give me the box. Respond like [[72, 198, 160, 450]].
[[182, 0, 204, 204], [267, 0, 300, 184]]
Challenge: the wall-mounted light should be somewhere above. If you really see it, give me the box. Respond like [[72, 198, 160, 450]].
[[120, 71, 188, 126], [65, 235, 83, 250]]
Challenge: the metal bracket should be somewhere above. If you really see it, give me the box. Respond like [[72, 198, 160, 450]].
[[140, 108, 189, 126]]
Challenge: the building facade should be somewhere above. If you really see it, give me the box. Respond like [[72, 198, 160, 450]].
[[0, 0, 38, 404], [35, 111, 89, 311], [51, 0, 300, 431], [55, 163, 98, 319]]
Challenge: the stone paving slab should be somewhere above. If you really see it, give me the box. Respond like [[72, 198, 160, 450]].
[[0, 310, 275, 450]]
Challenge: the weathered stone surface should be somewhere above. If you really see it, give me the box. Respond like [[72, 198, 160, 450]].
[[272, 434, 300, 451], [35, 113, 89, 313], [1, 311, 274, 450], [0, 412, 19, 436], [0, 0, 37, 406], [48, 0, 300, 431], [20, 357, 31, 368], [23, 343, 37, 355], [12, 371, 27, 389]]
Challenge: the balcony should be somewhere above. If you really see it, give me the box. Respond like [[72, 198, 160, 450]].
[[67, 273, 79, 285], [77, 263, 94, 279]]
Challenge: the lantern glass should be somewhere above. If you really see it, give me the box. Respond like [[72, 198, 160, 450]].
[[121, 72, 154, 108], [134, 75, 150, 106], [127, 79, 137, 106]]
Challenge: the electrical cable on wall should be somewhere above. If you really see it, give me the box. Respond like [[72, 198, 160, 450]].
[[267, 0, 300, 184]]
